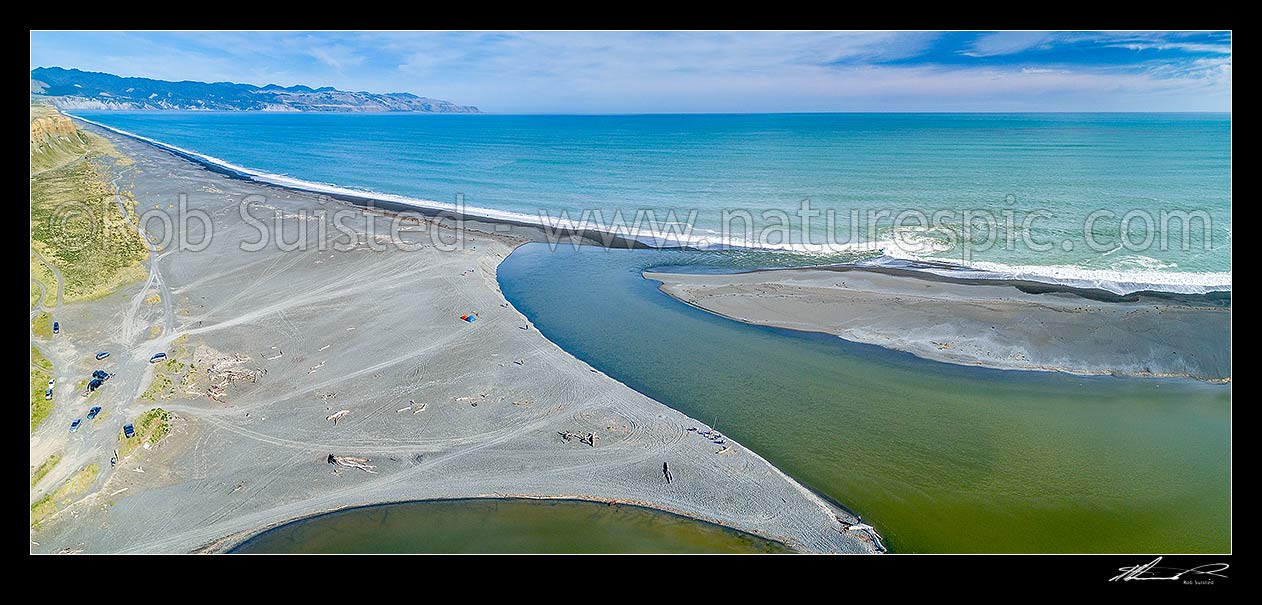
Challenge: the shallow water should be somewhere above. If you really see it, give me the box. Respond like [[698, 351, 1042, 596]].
[[232, 499, 788, 554], [497, 244, 1231, 553]]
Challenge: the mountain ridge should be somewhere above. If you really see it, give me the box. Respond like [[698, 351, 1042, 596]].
[[30, 67, 480, 113]]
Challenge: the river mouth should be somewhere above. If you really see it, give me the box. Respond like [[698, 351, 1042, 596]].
[[496, 243, 1230, 553], [231, 498, 790, 554]]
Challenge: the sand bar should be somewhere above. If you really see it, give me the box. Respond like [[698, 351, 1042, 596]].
[[646, 266, 1230, 382], [28, 122, 877, 554]]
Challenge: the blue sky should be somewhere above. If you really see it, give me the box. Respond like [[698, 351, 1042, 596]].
[[30, 31, 1231, 113]]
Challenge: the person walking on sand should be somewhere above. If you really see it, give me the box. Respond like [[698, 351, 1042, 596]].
[[663, 462, 673, 484]]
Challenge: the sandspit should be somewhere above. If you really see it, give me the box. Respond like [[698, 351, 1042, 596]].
[[28, 121, 877, 554], [645, 266, 1230, 382]]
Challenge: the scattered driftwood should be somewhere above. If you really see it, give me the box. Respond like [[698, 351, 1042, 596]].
[[327, 454, 376, 474], [207, 352, 261, 389], [326, 410, 350, 425], [396, 400, 427, 414], [559, 431, 598, 447]]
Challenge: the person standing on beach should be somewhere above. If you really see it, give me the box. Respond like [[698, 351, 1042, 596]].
[[663, 462, 673, 484]]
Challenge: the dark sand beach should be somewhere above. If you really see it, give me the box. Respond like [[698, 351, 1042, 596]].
[[647, 266, 1230, 381], [28, 121, 878, 553]]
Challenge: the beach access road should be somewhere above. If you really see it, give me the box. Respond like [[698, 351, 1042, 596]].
[[29, 122, 877, 554]]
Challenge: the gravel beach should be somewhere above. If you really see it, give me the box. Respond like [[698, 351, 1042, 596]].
[[646, 266, 1230, 382], [28, 123, 877, 554]]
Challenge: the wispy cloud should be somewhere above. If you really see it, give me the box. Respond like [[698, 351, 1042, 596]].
[[30, 30, 1231, 112], [1110, 42, 1233, 54], [963, 31, 1057, 57]]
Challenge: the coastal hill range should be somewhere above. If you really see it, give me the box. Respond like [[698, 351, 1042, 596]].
[[30, 67, 480, 113]]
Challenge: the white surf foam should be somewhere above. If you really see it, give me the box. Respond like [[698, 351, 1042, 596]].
[[71, 114, 1231, 297]]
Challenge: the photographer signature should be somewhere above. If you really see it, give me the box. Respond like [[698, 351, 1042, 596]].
[[1110, 557, 1229, 582]]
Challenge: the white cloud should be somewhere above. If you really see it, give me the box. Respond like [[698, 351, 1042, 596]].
[[1110, 42, 1233, 54], [963, 31, 1056, 57], [30, 30, 1232, 113]]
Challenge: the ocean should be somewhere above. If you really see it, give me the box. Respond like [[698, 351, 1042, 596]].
[[71, 110, 1231, 553], [72, 111, 1230, 294]]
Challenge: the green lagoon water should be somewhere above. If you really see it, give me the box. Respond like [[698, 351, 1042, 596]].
[[233, 499, 787, 554], [498, 245, 1231, 553], [76, 112, 1230, 552]]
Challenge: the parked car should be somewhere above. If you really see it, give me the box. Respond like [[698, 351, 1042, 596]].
[[48, 378, 55, 389], [87, 406, 102, 420], [70, 418, 82, 433], [123, 423, 136, 439], [52, 321, 59, 334], [150, 352, 167, 363], [92, 370, 110, 380], [95, 351, 110, 360], [44, 388, 53, 400]]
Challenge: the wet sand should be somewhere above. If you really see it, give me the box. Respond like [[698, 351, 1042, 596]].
[[28, 122, 877, 554], [646, 266, 1230, 382]]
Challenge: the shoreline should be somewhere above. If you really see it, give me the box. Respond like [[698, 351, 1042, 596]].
[[67, 113, 1231, 298], [67, 114, 655, 252], [30, 120, 879, 554], [646, 266, 1231, 382], [215, 495, 793, 553]]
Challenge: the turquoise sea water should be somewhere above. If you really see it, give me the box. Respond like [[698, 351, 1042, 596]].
[[73, 111, 1230, 292], [73, 111, 1230, 552]]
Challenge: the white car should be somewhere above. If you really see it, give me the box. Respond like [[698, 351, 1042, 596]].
[[48, 378, 56, 389]]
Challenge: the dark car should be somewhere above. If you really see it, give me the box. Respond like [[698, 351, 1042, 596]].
[[88, 378, 104, 391], [95, 351, 110, 360], [87, 406, 102, 420], [52, 321, 60, 334], [70, 418, 82, 433], [92, 370, 110, 380], [123, 423, 135, 439]]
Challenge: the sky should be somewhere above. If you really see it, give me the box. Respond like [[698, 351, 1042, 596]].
[[29, 31, 1231, 113]]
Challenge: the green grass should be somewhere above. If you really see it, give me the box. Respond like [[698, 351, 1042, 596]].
[[30, 494, 55, 527], [30, 160, 147, 302], [140, 357, 187, 402], [32, 311, 53, 339], [31, 453, 61, 487], [31, 347, 54, 431], [30, 255, 57, 310], [31, 369, 53, 432], [31, 345, 53, 373], [30, 463, 99, 528], [30, 106, 147, 304], [119, 408, 173, 457], [139, 372, 175, 402], [30, 104, 97, 175]]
